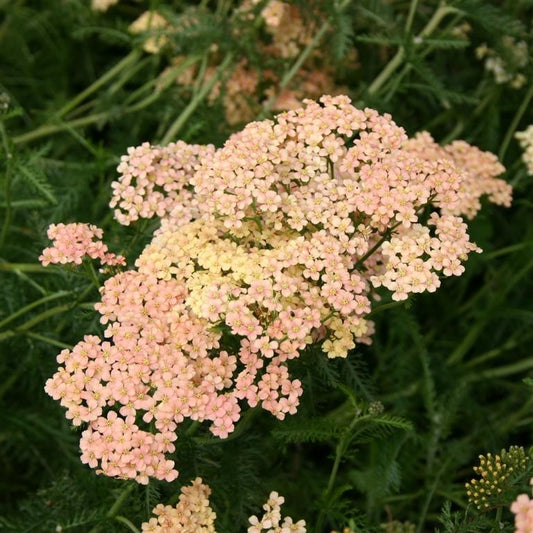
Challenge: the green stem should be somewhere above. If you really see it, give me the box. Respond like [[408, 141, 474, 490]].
[[125, 55, 201, 108], [367, 3, 459, 96], [416, 460, 448, 533], [0, 358, 27, 402], [193, 52, 210, 97], [88, 484, 136, 533], [13, 55, 203, 145], [11, 268, 47, 295], [24, 331, 73, 349], [498, 81, 533, 161], [490, 506, 503, 533], [368, 300, 404, 317], [85, 260, 101, 289], [354, 222, 402, 269], [186, 420, 201, 436], [447, 320, 487, 365], [383, 12, 462, 105], [159, 52, 234, 144], [464, 337, 521, 369], [468, 357, 533, 381], [404, 0, 420, 36], [12, 112, 108, 145], [54, 49, 142, 119], [368, 48, 405, 97], [315, 414, 362, 533], [0, 290, 71, 329], [0, 262, 57, 273], [483, 241, 533, 260], [0, 304, 73, 342], [0, 123, 12, 254], [115, 516, 140, 533], [262, 0, 352, 116]]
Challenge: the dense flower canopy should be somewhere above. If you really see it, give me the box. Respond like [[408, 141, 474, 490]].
[[43, 95, 512, 484]]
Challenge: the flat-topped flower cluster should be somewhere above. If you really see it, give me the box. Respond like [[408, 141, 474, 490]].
[[141, 478, 217, 532], [140, 479, 305, 533], [43, 95, 512, 484]]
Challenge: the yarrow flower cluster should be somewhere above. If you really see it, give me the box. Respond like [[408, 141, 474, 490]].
[[516, 125, 533, 175], [129, 11, 170, 54], [248, 491, 306, 533], [140, 482, 306, 533], [466, 446, 529, 510], [511, 487, 533, 533], [39, 223, 125, 267], [43, 95, 511, 484], [476, 37, 529, 89], [110, 140, 214, 225], [91, 0, 119, 12], [157, 1, 349, 125], [141, 478, 216, 532]]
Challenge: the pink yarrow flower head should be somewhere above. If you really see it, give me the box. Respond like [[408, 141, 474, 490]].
[[141, 477, 216, 532], [248, 491, 306, 532], [511, 491, 533, 533], [110, 140, 215, 226], [45, 95, 512, 485], [39, 223, 125, 267]]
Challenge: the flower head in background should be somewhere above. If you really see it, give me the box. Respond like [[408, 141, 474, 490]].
[[129, 11, 170, 54], [91, 0, 119, 12], [516, 125, 533, 175], [141, 478, 216, 532], [248, 491, 306, 533], [476, 37, 529, 89]]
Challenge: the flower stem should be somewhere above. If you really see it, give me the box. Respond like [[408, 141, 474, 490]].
[[498, 81, 533, 161], [12, 112, 108, 145], [354, 221, 402, 269], [404, 0, 420, 36], [261, 0, 352, 116], [115, 516, 140, 533], [24, 331, 73, 349], [0, 262, 57, 273], [88, 483, 136, 533], [367, 3, 459, 96], [0, 290, 71, 329], [0, 304, 72, 342], [12, 55, 202, 145], [315, 413, 362, 533], [0, 123, 12, 254], [159, 52, 234, 145], [54, 49, 142, 120]]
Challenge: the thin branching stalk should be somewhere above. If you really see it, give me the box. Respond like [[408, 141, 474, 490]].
[[115, 516, 141, 533], [24, 331, 73, 349], [261, 0, 352, 116], [54, 49, 143, 120], [499, 81, 533, 161], [404, 0, 420, 36], [0, 262, 57, 273], [0, 123, 12, 253], [159, 52, 234, 144], [367, 3, 460, 96], [88, 484, 136, 533], [0, 290, 71, 329], [12, 112, 109, 145], [315, 414, 366, 533]]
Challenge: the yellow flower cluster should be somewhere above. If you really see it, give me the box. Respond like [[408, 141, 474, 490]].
[[466, 446, 529, 510], [516, 125, 533, 175]]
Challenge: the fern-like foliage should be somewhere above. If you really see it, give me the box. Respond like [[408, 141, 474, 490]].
[[457, 0, 526, 37]]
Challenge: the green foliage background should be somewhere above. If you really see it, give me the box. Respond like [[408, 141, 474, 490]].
[[1, 0, 533, 531]]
